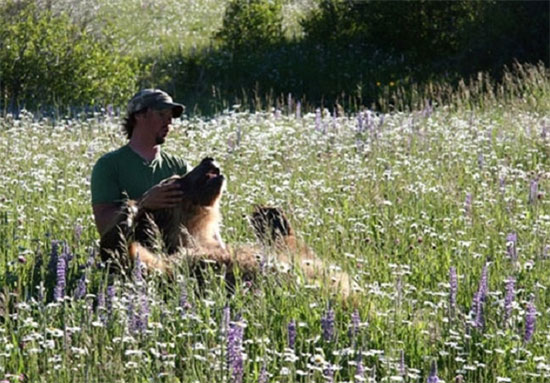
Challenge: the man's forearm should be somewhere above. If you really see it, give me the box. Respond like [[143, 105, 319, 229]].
[[93, 203, 127, 236]]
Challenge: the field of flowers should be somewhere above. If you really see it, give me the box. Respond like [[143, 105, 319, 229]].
[[0, 69, 549, 382]]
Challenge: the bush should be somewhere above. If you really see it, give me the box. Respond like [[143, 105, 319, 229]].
[[0, 0, 139, 114], [214, 0, 285, 52]]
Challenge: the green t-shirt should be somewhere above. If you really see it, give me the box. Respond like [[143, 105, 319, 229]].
[[91, 145, 188, 205]]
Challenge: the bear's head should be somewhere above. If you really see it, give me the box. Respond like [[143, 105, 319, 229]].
[[250, 205, 294, 245], [175, 157, 225, 207]]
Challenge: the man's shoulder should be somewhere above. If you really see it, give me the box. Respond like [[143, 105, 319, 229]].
[[159, 150, 188, 173], [94, 145, 132, 166]]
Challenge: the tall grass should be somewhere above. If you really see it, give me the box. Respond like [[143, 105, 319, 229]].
[[0, 70, 549, 382]]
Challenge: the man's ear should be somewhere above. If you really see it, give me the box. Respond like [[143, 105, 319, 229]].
[[134, 108, 149, 122]]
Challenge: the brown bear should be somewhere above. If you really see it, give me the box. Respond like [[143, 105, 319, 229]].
[[99, 157, 353, 298]]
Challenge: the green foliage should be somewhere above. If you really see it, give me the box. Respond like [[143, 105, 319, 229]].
[[215, 0, 286, 51], [0, 0, 139, 113]]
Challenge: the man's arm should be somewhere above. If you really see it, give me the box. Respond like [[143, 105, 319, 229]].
[[93, 203, 124, 236], [93, 183, 185, 236]]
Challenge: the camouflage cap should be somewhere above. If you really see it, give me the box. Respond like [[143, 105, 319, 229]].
[[127, 89, 184, 118]]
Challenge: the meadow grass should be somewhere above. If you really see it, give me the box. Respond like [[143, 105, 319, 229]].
[[40, 0, 317, 57], [0, 70, 549, 382]]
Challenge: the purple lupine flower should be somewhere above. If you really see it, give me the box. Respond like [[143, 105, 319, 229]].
[[321, 307, 335, 342], [473, 291, 485, 330], [477, 153, 484, 169], [524, 297, 536, 343], [323, 364, 334, 383], [258, 362, 268, 383], [222, 304, 231, 335], [357, 112, 363, 133], [543, 245, 550, 259], [506, 232, 517, 261], [529, 179, 539, 204], [427, 360, 439, 383], [53, 245, 68, 302], [74, 272, 86, 300], [86, 248, 95, 268], [97, 290, 106, 324], [477, 263, 489, 303], [349, 308, 360, 340], [74, 224, 83, 242], [227, 320, 244, 383], [464, 193, 472, 217], [179, 281, 191, 316], [504, 276, 515, 322], [106, 284, 116, 319], [133, 254, 144, 283], [287, 319, 296, 349], [471, 263, 488, 330], [296, 101, 301, 119], [399, 349, 407, 377], [127, 298, 137, 333], [137, 287, 149, 332], [542, 124, 549, 139], [315, 108, 322, 131], [48, 240, 62, 276], [355, 351, 365, 380], [499, 176, 506, 193], [449, 267, 458, 318]]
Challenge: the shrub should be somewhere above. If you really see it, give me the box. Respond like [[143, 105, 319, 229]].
[[0, 0, 139, 114], [214, 0, 285, 52]]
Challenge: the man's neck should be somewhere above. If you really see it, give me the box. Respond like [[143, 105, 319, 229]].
[[128, 140, 160, 162]]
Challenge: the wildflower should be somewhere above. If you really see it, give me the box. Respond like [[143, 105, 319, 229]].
[[315, 109, 322, 132], [258, 362, 268, 383], [97, 290, 106, 324], [321, 306, 335, 342], [449, 267, 458, 318], [179, 281, 191, 315], [427, 360, 439, 383], [349, 308, 360, 340], [355, 351, 365, 381], [74, 272, 86, 300], [504, 277, 515, 322], [287, 319, 296, 349], [477, 153, 484, 169], [524, 297, 536, 343], [106, 284, 116, 319], [323, 364, 334, 383], [74, 223, 83, 241], [478, 262, 489, 303], [529, 179, 539, 204], [133, 255, 144, 284], [227, 320, 244, 383], [53, 244, 68, 301], [222, 304, 231, 335], [464, 193, 472, 217], [470, 263, 488, 330], [506, 232, 517, 261]]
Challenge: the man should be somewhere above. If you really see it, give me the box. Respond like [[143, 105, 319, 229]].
[[91, 89, 187, 236]]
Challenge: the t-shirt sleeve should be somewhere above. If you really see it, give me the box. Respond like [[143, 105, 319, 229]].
[[91, 155, 120, 205]]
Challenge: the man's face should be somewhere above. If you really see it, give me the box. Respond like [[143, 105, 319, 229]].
[[144, 108, 173, 145]]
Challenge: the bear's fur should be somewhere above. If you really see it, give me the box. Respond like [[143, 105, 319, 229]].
[[100, 157, 353, 298]]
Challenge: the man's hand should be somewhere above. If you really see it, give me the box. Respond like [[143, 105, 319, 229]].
[[138, 183, 184, 210]]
